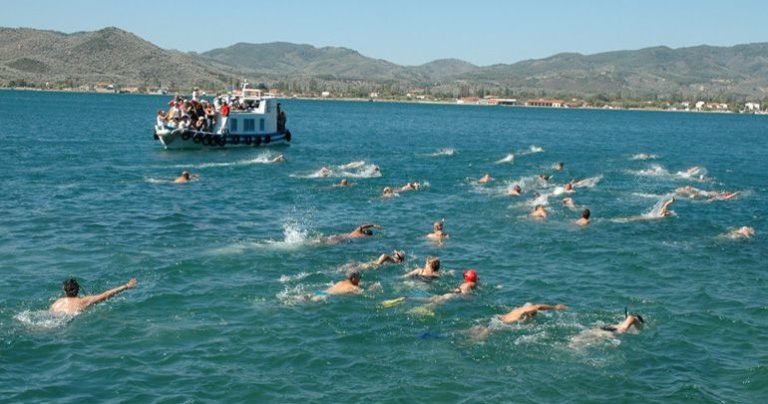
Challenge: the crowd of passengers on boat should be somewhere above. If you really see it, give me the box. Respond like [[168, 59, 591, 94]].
[[155, 88, 287, 134]]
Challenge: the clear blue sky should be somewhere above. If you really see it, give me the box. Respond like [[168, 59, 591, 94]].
[[2, 0, 766, 66]]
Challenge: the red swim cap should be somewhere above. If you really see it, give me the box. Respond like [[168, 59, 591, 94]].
[[463, 269, 477, 283]]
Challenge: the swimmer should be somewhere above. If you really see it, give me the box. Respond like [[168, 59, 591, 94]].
[[722, 226, 756, 239], [404, 257, 441, 280], [599, 309, 645, 334], [347, 223, 380, 238], [658, 197, 675, 217], [400, 182, 421, 192], [714, 191, 739, 201], [325, 271, 363, 295], [507, 184, 522, 196], [469, 302, 566, 341], [498, 303, 567, 325], [318, 166, 332, 177], [270, 154, 286, 163], [334, 178, 352, 187], [555, 161, 564, 171], [478, 173, 493, 184], [539, 174, 551, 182], [575, 208, 590, 226], [531, 204, 548, 219], [382, 186, 397, 198], [174, 171, 198, 183], [564, 182, 574, 193], [325, 224, 381, 243], [50, 277, 137, 315], [429, 269, 478, 304], [426, 220, 449, 240], [675, 185, 699, 198], [373, 249, 406, 266], [562, 197, 576, 209]]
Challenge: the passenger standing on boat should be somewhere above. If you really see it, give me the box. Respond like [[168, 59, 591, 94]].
[[192, 88, 199, 101], [218, 102, 230, 134], [214, 94, 222, 112], [156, 110, 167, 128], [204, 101, 216, 130], [277, 103, 287, 132]]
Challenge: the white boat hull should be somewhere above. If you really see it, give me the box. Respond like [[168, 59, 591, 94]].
[[154, 128, 291, 150]]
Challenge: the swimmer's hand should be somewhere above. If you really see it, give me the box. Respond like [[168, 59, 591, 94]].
[[554, 304, 567, 310], [126, 278, 137, 288]]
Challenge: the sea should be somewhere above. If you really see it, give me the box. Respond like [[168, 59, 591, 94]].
[[1, 90, 766, 402]]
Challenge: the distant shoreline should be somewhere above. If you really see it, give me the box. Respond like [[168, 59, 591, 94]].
[[2, 87, 765, 116]]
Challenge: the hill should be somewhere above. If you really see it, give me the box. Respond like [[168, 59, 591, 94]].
[[1, 26, 767, 101], [0, 26, 238, 89]]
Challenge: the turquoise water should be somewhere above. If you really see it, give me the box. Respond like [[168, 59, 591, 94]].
[[1, 90, 766, 402]]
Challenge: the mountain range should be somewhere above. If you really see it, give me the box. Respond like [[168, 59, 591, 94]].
[[1, 26, 767, 101]]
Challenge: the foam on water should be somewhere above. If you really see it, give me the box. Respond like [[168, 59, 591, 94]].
[[427, 148, 456, 157], [629, 164, 709, 181], [572, 174, 603, 188], [495, 153, 515, 164], [169, 152, 285, 169], [295, 161, 382, 178], [630, 153, 659, 161], [14, 310, 73, 330]]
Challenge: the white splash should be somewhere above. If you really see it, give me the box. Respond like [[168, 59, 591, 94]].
[[296, 161, 382, 179], [171, 152, 285, 169], [14, 310, 73, 329], [428, 148, 456, 157], [630, 153, 659, 161], [571, 175, 603, 188], [144, 177, 173, 184], [495, 153, 515, 164]]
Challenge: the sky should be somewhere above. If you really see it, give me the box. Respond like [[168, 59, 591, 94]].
[[1, 0, 767, 66]]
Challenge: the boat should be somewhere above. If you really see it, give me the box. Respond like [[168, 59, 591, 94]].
[[153, 82, 292, 149]]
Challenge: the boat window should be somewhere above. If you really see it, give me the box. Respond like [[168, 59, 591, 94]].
[[259, 118, 265, 131], [244, 119, 255, 132], [230, 118, 238, 132]]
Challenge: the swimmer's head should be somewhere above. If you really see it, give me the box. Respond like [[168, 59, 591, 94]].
[[581, 208, 591, 219], [182, 171, 190, 179], [63, 278, 80, 297], [427, 257, 440, 271], [363, 229, 373, 236], [514, 185, 522, 193], [463, 269, 478, 283], [565, 183, 573, 191], [383, 187, 392, 194], [340, 179, 348, 186], [348, 271, 361, 285], [393, 250, 405, 262], [433, 221, 443, 231]]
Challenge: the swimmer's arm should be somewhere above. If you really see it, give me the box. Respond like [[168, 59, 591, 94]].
[[402, 268, 421, 278], [81, 278, 137, 307], [532, 304, 567, 312], [375, 254, 392, 266]]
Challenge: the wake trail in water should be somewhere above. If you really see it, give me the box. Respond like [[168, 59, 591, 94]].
[[612, 195, 676, 223], [628, 164, 709, 181], [294, 160, 382, 179], [517, 145, 545, 155], [630, 153, 659, 161], [210, 219, 316, 255], [168, 152, 285, 169], [495, 153, 515, 164], [426, 148, 456, 157], [14, 310, 74, 329]]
